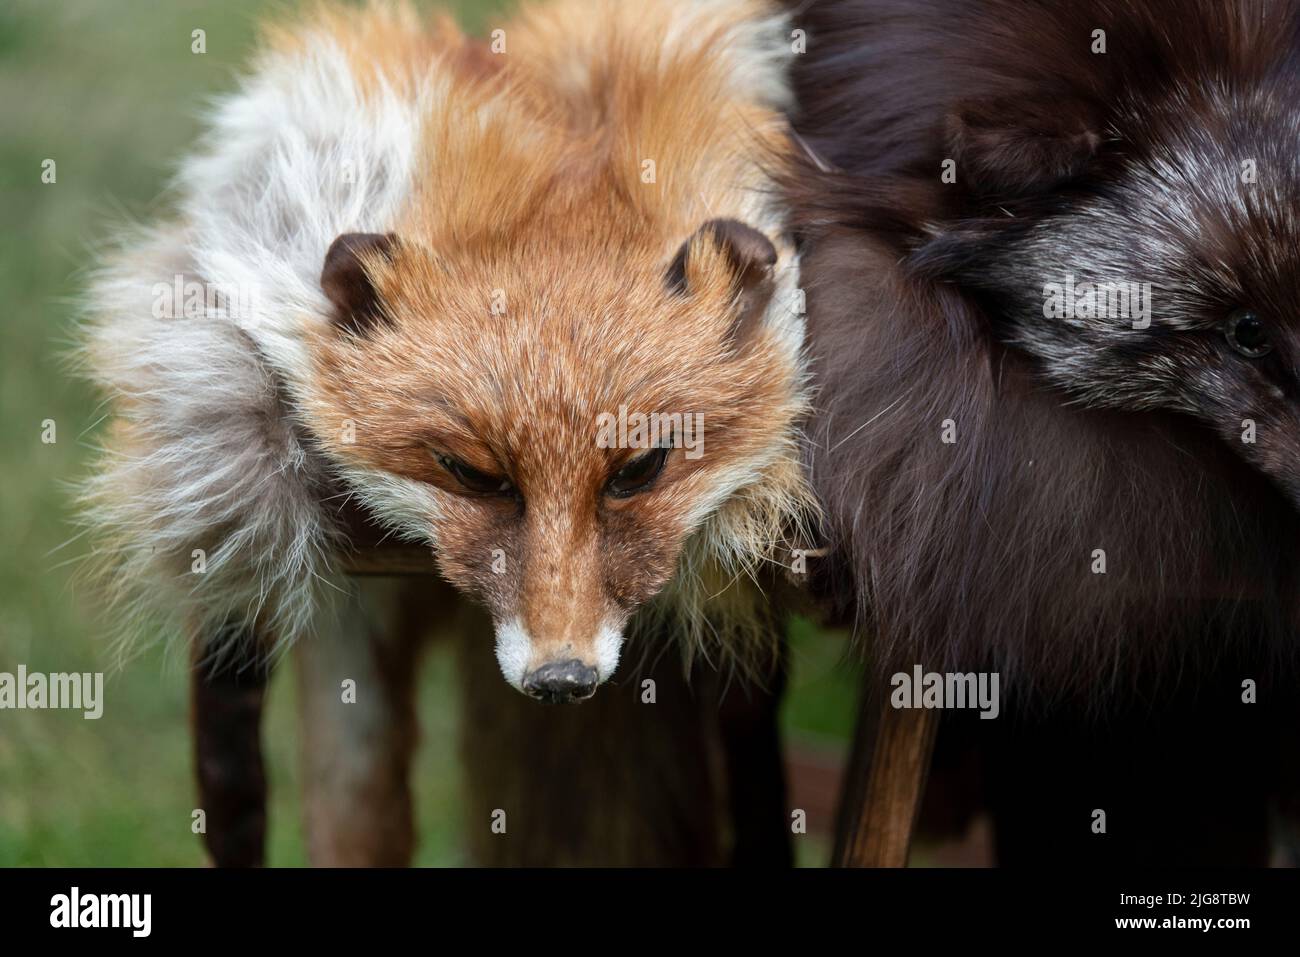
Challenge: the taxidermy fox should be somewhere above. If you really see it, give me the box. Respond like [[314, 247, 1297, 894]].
[[80, 0, 811, 864]]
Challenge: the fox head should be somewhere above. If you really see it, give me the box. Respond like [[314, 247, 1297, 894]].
[[920, 33, 1300, 518], [301, 218, 804, 702]]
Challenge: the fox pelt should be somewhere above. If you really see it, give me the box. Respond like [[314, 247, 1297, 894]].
[[786, 0, 1300, 708], [78, 0, 815, 681]]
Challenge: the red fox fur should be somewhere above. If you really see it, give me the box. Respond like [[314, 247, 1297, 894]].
[[80, 0, 810, 864], [82, 0, 812, 693]]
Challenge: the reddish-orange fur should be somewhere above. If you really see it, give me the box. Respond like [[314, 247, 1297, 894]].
[[298, 0, 812, 680]]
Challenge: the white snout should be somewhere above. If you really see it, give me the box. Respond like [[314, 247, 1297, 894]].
[[492, 616, 625, 691]]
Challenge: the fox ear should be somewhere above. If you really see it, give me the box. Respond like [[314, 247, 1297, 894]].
[[321, 232, 398, 335], [666, 218, 778, 346], [946, 99, 1100, 195]]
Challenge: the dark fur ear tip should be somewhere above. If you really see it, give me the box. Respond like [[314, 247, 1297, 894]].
[[321, 232, 398, 335], [666, 219, 780, 350], [665, 218, 778, 297], [700, 218, 778, 271]]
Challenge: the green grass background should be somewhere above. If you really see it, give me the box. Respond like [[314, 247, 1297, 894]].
[[0, 0, 856, 866]]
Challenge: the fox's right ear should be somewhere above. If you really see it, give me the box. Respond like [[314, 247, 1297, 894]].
[[946, 98, 1100, 196], [666, 218, 778, 348], [321, 232, 398, 335]]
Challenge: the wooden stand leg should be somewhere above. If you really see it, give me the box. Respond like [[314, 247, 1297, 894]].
[[832, 678, 940, 867], [293, 579, 420, 867], [191, 631, 270, 867]]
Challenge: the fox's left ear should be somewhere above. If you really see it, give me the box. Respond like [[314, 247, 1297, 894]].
[[666, 218, 778, 346], [321, 232, 398, 335], [946, 98, 1101, 195]]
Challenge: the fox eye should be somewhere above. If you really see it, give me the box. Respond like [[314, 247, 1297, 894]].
[[1224, 308, 1271, 358], [607, 446, 670, 499], [437, 454, 514, 496]]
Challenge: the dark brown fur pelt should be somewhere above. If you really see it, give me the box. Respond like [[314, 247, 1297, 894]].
[[786, 0, 1300, 706]]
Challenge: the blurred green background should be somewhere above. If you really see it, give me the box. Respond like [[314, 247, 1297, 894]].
[[0, 0, 855, 866]]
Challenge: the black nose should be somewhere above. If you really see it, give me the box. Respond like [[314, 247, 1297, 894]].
[[522, 659, 599, 704]]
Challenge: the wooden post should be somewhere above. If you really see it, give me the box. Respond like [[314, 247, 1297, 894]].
[[832, 676, 940, 867], [190, 542, 434, 867]]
